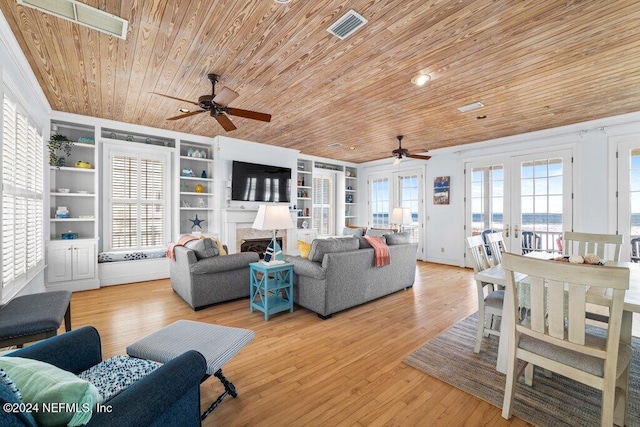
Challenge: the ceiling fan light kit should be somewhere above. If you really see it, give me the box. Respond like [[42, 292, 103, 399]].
[[391, 135, 431, 163], [153, 73, 271, 132]]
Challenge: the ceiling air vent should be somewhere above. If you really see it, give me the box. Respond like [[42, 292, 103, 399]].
[[327, 9, 367, 40], [327, 142, 343, 148], [17, 0, 128, 39]]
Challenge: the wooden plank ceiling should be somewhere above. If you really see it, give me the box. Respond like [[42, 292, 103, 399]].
[[2, 0, 640, 163]]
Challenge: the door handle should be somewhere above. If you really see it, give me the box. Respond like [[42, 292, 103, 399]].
[[514, 224, 519, 238], [505, 224, 509, 238]]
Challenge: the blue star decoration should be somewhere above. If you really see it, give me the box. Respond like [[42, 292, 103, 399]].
[[189, 214, 205, 229]]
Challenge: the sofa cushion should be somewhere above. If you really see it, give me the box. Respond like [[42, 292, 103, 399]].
[[308, 237, 359, 263], [0, 356, 100, 427], [385, 231, 412, 245], [357, 236, 388, 249], [184, 238, 219, 260], [297, 240, 312, 258], [365, 228, 393, 237], [78, 355, 161, 403], [190, 252, 257, 274], [342, 227, 364, 237]]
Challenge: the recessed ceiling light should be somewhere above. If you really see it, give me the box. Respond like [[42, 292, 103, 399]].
[[274, 0, 290, 3], [457, 102, 484, 113], [328, 142, 342, 148], [411, 73, 430, 86], [349, 147, 355, 150], [179, 108, 190, 113]]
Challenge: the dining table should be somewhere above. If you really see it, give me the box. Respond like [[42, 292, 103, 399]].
[[474, 252, 640, 425]]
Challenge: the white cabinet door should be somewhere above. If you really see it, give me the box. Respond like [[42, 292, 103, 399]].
[[46, 244, 73, 283], [72, 242, 96, 280]]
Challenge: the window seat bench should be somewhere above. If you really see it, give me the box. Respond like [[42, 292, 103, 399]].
[[98, 248, 169, 286]]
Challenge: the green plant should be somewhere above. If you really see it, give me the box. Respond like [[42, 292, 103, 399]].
[[47, 134, 74, 166]]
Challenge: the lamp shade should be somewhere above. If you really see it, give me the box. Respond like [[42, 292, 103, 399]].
[[391, 207, 412, 226], [252, 204, 294, 230]]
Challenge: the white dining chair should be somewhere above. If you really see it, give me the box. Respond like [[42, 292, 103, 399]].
[[563, 231, 623, 262], [465, 235, 504, 353], [563, 231, 623, 323], [487, 232, 506, 266], [501, 253, 631, 426]]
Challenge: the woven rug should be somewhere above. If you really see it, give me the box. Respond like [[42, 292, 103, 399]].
[[403, 313, 640, 427]]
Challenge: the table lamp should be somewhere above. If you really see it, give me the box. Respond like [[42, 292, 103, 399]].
[[391, 207, 412, 232], [252, 204, 294, 264]]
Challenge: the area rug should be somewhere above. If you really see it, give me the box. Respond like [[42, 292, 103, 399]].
[[403, 313, 640, 427]]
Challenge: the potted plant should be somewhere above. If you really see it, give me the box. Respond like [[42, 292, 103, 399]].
[[47, 134, 74, 166]]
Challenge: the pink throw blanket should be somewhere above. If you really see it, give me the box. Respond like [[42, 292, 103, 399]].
[[166, 235, 199, 261], [363, 236, 390, 267]]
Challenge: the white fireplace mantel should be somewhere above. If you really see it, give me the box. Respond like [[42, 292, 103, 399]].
[[221, 208, 299, 255]]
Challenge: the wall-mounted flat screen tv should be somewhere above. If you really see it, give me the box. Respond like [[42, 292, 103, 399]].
[[231, 160, 291, 203]]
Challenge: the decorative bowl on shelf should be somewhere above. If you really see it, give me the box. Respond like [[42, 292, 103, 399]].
[[75, 161, 92, 169], [57, 188, 70, 193]]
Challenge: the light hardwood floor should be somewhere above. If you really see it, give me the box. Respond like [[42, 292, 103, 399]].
[[68, 262, 534, 426]]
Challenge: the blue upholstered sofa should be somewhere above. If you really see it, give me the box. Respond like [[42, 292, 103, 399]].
[[0, 326, 206, 426]]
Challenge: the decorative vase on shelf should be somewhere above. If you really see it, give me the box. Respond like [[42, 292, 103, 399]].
[[187, 148, 194, 157], [201, 170, 207, 178]]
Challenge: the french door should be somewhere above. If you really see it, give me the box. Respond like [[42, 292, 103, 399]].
[[616, 136, 640, 261], [368, 169, 424, 257], [465, 149, 572, 260]]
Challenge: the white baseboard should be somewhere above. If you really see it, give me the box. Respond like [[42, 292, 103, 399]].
[[99, 258, 169, 287], [46, 278, 100, 292]]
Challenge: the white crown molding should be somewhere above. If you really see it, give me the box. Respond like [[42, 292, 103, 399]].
[[0, 10, 51, 116]]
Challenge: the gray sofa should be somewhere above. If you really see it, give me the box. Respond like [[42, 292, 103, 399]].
[[285, 235, 418, 318], [170, 238, 259, 310]]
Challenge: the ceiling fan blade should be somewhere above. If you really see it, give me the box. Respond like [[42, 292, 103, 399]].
[[151, 92, 199, 106], [166, 110, 206, 120], [407, 153, 431, 160], [226, 107, 272, 122], [214, 113, 237, 131], [213, 87, 239, 106]]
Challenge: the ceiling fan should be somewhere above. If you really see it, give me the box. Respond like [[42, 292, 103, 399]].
[[392, 135, 431, 164], [152, 73, 271, 131]]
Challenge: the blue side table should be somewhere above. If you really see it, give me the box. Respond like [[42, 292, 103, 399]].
[[249, 262, 294, 320]]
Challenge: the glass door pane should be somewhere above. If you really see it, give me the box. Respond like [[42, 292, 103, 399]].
[[370, 175, 390, 228], [395, 170, 422, 253], [512, 151, 572, 254], [616, 137, 640, 261]]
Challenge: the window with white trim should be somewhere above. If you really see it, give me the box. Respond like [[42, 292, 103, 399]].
[[312, 171, 335, 236], [103, 144, 170, 251], [2, 93, 44, 299]]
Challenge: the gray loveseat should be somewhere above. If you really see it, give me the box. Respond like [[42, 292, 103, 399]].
[[170, 238, 259, 310], [285, 234, 418, 318]]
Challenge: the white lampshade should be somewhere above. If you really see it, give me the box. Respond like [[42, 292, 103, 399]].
[[391, 207, 412, 226], [252, 204, 294, 231]]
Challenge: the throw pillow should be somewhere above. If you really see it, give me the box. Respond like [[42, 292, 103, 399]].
[[78, 355, 161, 403], [365, 228, 393, 237], [184, 238, 219, 259], [342, 227, 364, 237], [212, 238, 228, 255], [0, 356, 100, 427], [297, 240, 312, 258], [308, 237, 359, 263], [0, 366, 21, 401], [385, 231, 411, 245]]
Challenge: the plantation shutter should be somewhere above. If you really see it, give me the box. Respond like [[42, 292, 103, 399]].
[[312, 172, 334, 235], [2, 94, 44, 294], [108, 150, 167, 250]]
